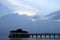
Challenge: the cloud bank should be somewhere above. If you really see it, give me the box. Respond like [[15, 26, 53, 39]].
[[0, 0, 60, 22]]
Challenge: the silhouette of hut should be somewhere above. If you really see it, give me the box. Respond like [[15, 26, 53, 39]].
[[9, 29, 30, 38], [16, 29, 23, 32], [10, 29, 23, 33], [22, 31, 28, 33]]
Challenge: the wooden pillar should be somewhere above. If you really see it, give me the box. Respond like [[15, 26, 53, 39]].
[[32, 35, 34, 38], [49, 35, 51, 38], [40, 35, 42, 38], [59, 35, 60, 38], [54, 34, 55, 38], [45, 35, 46, 38], [36, 34, 38, 38]]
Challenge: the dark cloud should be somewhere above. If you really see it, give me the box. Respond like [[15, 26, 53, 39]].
[[45, 11, 60, 19]]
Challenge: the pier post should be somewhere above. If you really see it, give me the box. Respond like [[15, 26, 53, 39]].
[[36, 34, 38, 38], [54, 34, 55, 38], [45, 35, 46, 38], [49, 35, 51, 38], [32, 35, 34, 38], [40, 35, 42, 38], [58, 35, 60, 38]]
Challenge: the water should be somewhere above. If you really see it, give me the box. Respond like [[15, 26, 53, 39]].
[[0, 36, 60, 40]]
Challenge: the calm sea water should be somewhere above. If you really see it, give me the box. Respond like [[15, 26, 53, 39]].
[[0, 36, 60, 40]]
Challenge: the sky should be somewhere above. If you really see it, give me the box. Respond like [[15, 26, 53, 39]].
[[0, 0, 60, 35], [0, 0, 60, 21], [0, 0, 60, 16]]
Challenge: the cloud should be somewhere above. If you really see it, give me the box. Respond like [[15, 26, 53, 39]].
[[37, 14, 56, 21], [31, 19, 36, 22], [2, 0, 60, 15], [1, 0, 60, 21], [8, 0, 20, 5], [54, 19, 60, 22], [8, 0, 39, 12], [14, 11, 36, 17]]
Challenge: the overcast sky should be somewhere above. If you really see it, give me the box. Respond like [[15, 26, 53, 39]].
[[0, 0, 60, 22], [0, 0, 60, 16]]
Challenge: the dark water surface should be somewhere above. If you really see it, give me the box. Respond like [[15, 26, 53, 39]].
[[0, 36, 60, 40]]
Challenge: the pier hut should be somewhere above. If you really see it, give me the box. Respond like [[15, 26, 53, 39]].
[[9, 29, 30, 38]]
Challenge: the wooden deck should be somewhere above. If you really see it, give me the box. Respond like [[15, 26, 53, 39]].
[[9, 33, 60, 38], [28, 33, 60, 38]]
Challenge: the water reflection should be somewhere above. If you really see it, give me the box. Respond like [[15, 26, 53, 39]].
[[9, 38, 60, 40], [10, 38, 29, 40]]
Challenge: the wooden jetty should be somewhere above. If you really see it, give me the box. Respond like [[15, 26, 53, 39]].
[[29, 33, 60, 38], [9, 33, 60, 38], [9, 29, 60, 39]]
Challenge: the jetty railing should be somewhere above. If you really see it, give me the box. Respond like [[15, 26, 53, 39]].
[[29, 33, 60, 38], [9, 33, 60, 38]]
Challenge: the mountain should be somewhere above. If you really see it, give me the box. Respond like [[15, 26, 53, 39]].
[[0, 3, 12, 17]]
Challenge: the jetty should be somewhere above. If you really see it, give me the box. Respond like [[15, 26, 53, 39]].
[[29, 33, 60, 38], [9, 29, 60, 38]]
